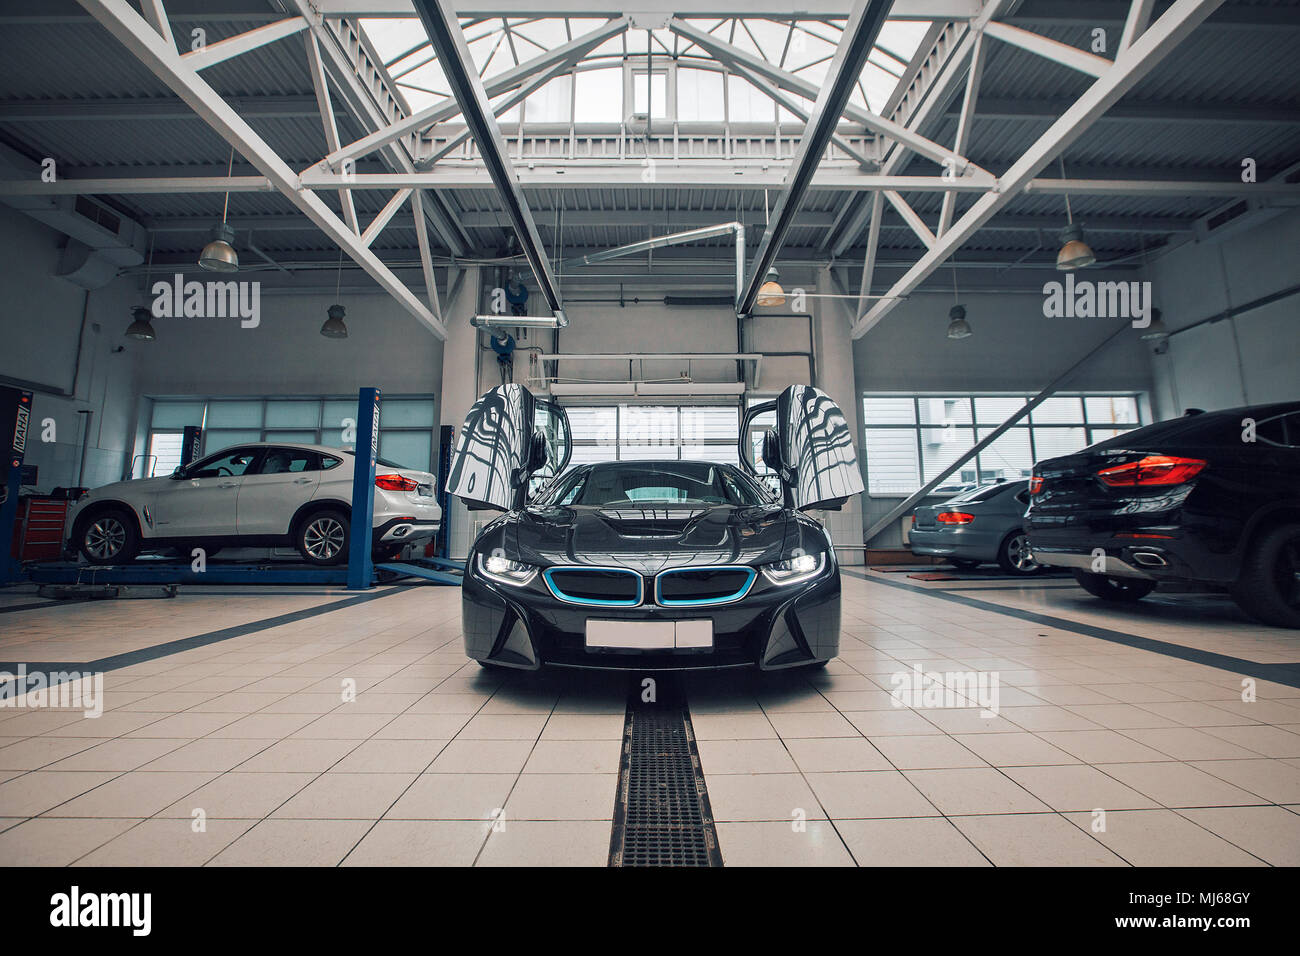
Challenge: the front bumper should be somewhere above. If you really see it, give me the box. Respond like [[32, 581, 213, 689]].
[[461, 561, 841, 671]]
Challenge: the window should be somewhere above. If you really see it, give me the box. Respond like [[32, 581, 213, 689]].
[[861, 393, 1143, 496], [563, 404, 739, 465], [632, 71, 667, 119], [186, 448, 260, 479], [143, 396, 437, 478], [256, 448, 317, 474], [573, 67, 622, 122]]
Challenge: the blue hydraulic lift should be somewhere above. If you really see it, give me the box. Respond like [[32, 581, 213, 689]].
[[6, 388, 463, 591]]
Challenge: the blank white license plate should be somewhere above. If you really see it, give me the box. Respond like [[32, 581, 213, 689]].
[[585, 620, 713, 650]]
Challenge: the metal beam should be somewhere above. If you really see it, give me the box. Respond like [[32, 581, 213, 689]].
[[360, 187, 412, 246], [883, 189, 935, 249], [982, 20, 1111, 78], [937, 29, 983, 236], [318, 17, 627, 172], [179, 16, 308, 71], [304, 31, 359, 234], [0, 94, 345, 121], [855, 190, 883, 320], [1119, 0, 1156, 51], [74, 0, 447, 339], [943, 97, 1300, 125], [736, 0, 894, 316], [409, 190, 442, 319], [301, 1, 978, 17], [853, 0, 1229, 339], [410, 0, 564, 317], [138, 0, 174, 49], [863, 320, 1135, 545]]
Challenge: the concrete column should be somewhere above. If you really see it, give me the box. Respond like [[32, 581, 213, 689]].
[[814, 265, 865, 566], [438, 264, 482, 560]]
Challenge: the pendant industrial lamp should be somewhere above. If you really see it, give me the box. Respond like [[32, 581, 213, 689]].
[[199, 146, 239, 272], [946, 258, 971, 340], [321, 248, 348, 339], [126, 234, 158, 341], [1055, 156, 1095, 271], [756, 267, 786, 307]]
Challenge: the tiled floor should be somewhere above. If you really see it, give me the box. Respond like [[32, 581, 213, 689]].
[[1, 572, 1299, 866]]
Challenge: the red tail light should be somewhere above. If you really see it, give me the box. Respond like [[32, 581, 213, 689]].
[[375, 473, 419, 492], [1028, 475, 1043, 494], [936, 511, 974, 525], [1097, 455, 1206, 487]]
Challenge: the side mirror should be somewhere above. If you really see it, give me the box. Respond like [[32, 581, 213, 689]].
[[760, 429, 782, 474], [527, 432, 549, 472], [170, 467, 185, 480]]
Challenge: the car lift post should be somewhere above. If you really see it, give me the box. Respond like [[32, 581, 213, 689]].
[[0, 387, 33, 585], [347, 387, 380, 590]]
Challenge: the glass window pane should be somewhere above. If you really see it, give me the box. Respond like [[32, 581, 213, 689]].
[[863, 396, 916, 425], [569, 444, 610, 466], [1084, 395, 1139, 426], [203, 429, 261, 453], [1032, 427, 1089, 460], [524, 74, 572, 122], [380, 399, 436, 427], [633, 71, 667, 118], [265, 401, 319, 428], [864, 427, 920, 495], [619, 444, 679, 460], [147, 431, 184, 477], [677, 68, 723, 121], [976, 427, 1033, 481], [973, 396, 1028, 425], [680, 406, 738, 442], [566, 407, 617, 446], [1087, 426, 1138, 446], [206, 400, 263, 428], [619, 406, 677, 447], [320, 429, 345, 449], [727, 74, 773, 122], [264, 430, 316, 444], [151, 401, 205, 429], [917, 396, 973, 426], [574, 67, 622, 122], [920, 425, 977, 485], [379, 432, 432, 471], [1032, 397, 1084, 425], [322, 400, 357, 430], [681, 444, 739, 465]]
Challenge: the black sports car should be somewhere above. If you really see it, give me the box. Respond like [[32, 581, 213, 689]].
[[1025, 400, 1300, 628], [445, 383, 864, 670]]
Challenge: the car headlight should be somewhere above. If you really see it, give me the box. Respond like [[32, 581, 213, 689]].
[[476, 552, 538, 587], [760, 551, 826, 586]]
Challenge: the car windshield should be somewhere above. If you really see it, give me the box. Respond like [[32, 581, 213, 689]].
[[544, 462, 769, 507], [946, 481, 1018, 504]]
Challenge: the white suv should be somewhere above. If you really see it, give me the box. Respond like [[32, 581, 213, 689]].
[[66, 443, 442, 566]]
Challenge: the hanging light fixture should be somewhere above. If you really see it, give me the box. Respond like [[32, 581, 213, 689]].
[[199, 146, 239, 272], [1140, 307, 1169, 341], [756, 267, 786, 307], [946, 258, 971, 339], [1055, 156, 1095, 271], [321, 248, 348, 339], [127, 234, 158, 341], [125, 306, 157, 341]]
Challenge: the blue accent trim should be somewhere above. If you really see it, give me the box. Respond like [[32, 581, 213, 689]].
[[655, 565, 757, 607], [543, 566, 643, 607]]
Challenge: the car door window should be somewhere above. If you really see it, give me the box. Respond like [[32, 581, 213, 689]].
[[254, 448, 318, 474], [186, 448, 261, 478]]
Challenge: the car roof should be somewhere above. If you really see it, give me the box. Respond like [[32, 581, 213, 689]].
[[206, 441, 348, 455]]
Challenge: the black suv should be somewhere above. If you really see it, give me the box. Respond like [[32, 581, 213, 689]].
[[1025, 401, 1300, 628]]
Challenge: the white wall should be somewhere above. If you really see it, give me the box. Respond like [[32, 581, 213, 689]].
[[1145, 207, 1300, 419], [0, 204, 140, 490]]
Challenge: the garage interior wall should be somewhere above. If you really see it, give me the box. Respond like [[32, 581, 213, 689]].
[[1145, 206, 1300, 419], [854, 284, 1155, 548], [0, 204, 139, 491]]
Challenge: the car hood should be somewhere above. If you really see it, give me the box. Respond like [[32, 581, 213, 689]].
[[490, 503, 809, 573], [81, 475, 175, 502]]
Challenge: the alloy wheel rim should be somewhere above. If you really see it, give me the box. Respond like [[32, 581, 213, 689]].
[[304, 517, 345, 559], [1008, 534, 1037, 571], [85, 518, 126, 559]]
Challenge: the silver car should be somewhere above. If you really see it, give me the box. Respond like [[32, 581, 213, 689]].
[[908, 480, 1039, 575], [65, 443, 441, 566]]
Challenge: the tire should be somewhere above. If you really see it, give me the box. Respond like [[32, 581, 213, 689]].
[[78, 508, 140, 565], [950, 559, 981, 571], [295, 508, 350, 566], [373, 544, 405, 562], [1071, 568, 1156, 602], [997, 531, 1041, 576], [1232, 522, 1300, 628]]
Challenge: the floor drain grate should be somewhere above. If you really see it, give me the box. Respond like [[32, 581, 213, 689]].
[[609, 677, 722, 867]]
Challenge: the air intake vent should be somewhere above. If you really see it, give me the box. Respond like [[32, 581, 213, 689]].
[[1204, 200, 1248, 233], [656, 566, 755, 606], [544, 566, 642, 606], [73, 196, 121, 235]]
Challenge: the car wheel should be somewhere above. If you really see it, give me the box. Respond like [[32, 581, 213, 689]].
[[296, 509, 350, 566], [1071, 569, 1156, 602], [1232, 522, 1300, 628], [373, 544, 405, 562], [950, 559, 981, 571], [997, 531, 1041, 576], [79, 508, 140, 565]]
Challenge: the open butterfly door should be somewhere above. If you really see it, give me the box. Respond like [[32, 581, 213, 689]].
[[446, 384, 570, 511], [740, 384, 864, 511]]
